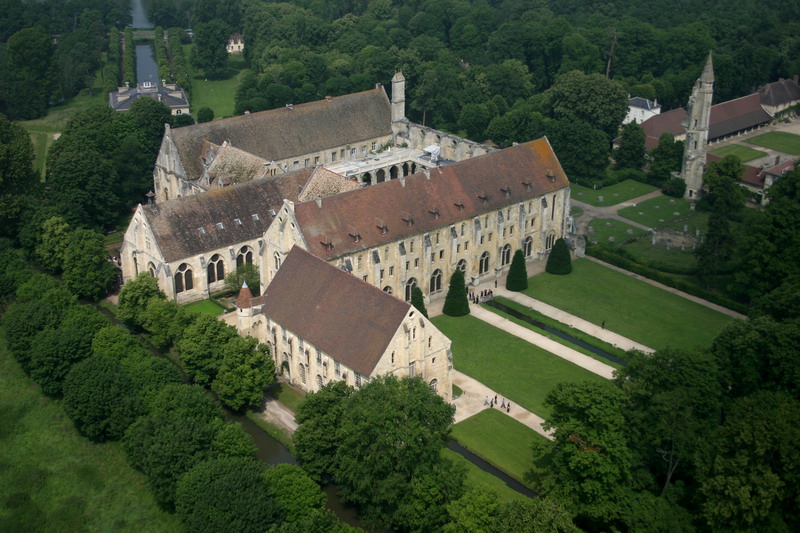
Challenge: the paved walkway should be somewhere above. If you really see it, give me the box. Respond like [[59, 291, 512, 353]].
[[492, 287, 654, 353], [452, 370, 552, 440], [469, 304, 616, 378]]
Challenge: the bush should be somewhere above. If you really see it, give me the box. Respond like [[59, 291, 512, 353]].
[[546, 238, 572, 275], [506, 250, 528, 291], [443, 269, 470, 316], [411, 286, 428, 318], [225, 263, 260, 295], [197, 107, 214, 123], [662, 177, 687, 198]]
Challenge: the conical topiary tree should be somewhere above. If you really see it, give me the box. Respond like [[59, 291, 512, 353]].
[[506, 249, 528, 291], [443, 269, 470, 317], [546, 238, 572, 275], [411, 286, 428, 318]]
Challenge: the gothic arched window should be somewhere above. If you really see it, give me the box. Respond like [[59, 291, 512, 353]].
[[383, 286, 393, 294], [148, 262, 156, 277], [429, 269, 442, 293], [523, 236, 533, 257], [237, 246, 254, 267], [175, 263, 193, 293], [457, 259, 466, 273], [479, 252, 490, 274], [405, 277, 417, 302], [546, 233, 555, 251], [500, 244, 512, 266], [207, 254, 224, 284]]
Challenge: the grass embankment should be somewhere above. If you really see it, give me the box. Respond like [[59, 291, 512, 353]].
[[485, 297, 627, 368], [265, 382, 306, 413], [746, 131, 800, 155], [432, 315, 604, 418], [524, 259, 733, 350], [709, 143, 768, 163], [570, 180, 658, 206], [441, 449, 526, 503], [183, 45, 249, 119], [0, 331, 180, 532]]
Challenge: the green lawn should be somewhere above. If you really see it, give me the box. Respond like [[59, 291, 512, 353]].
[[184, 46, 249, 119], [710, 143, 767, 163], [570, 180, 658, 206], [29, 131, 54, 179], [570, 206, 583, 217], [745, 131, 800, 155], [182, 298, 226, 315], [441, 448, 526, 503], [266, 382, 306, 414], [431, 315, 604, 418], [524, 259, 733, 350], [452, 409, 548, 488], [0, 333, 180, 532], [617, 195, 696, 228], [586, 218, 647, 244], [622, 238, 699, 270], [487, 297, 627, 367], [20, 73, 107, 134]]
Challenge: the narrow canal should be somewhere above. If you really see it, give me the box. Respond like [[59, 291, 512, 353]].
[[130, 0, 159, 85]]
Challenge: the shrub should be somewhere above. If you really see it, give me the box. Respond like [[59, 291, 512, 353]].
[[411, 286, 428, 318], [506, 250, 528, 291], [546, 238, 572, 275], [662, 177, 687, 198], [197, 107, 214, 123], [443, 269, 470, 316]]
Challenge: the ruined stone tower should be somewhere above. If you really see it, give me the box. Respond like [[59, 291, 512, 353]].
[[680, 53, 714, 200], [391, 72, 406, 123]]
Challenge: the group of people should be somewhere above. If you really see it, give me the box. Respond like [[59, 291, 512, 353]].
[[484, 394, 511, 413], [469, 289, 493, 304]]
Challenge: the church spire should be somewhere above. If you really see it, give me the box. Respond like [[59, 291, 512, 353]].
[[700, 52, 714, 83]]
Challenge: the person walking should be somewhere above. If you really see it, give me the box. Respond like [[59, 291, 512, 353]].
[[484, 396, 489, 406]]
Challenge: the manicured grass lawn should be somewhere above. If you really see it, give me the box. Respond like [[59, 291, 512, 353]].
[[441, 448, 526, 503], [452, 409, 548, 487], [487, 297, 626, 367], [622, 238, 699, 270], [745, 131, 800, 155], [266, 382, 306, 414], [570, 180, 658, 206], [524, 259, 733, 350], [617, 195, 695, 228], [184, 46, 249, 119], [0, 333, 180, 532], [710, 143, 767, 163], [586, 218, 647, 244], [182, 298, 225, 315], [20, 75, 107, 134], [431, 315, 604, 418]]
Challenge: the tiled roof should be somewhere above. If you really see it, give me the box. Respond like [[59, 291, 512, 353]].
[[144, 169, 314, 262], [707, 153, 764, 186], [708, 94, 773, 141], [293, 138, 568, 261], [641, 107, 686, 150], [758, 79, 800, 107], [206, 142, 268, 186], [169, 89, 392, 180], [260, 246, 410, 376]]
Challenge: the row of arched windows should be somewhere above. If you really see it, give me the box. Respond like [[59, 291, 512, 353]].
[[171, 245, 255, 294]]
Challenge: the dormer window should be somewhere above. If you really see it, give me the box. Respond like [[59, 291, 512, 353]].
[[402, 215, 414, 227], [522, 181, 532, 192], [500, 185, 511, 198], [234, 218, 242, 226], [453, 200, 464, 210], [428, 207, 440, 219], [216, 222, 224, 230], [477, 193, 489, 203], [252, 213, 259, 221]]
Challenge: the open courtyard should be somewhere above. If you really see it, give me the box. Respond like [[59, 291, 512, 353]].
[[570, 180, 658, 207], [745, 131, 800, 155]]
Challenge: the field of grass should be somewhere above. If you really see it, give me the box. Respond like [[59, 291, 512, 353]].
[[745, 131, 800, 155], [452, 409, 548, 488], [622, 238, 699, 270], [617, 195, 696, 228], [524, 259, 733, 350], [570, 180, 658, 206], [182, 298, 225, 315], [441, 448, 526, 503], [0, 333, 180, 532], [28, 131, 54, 179], [184, 46, 249, 119], [432, 315, 604, 418], [710, 143, 767, 163], [586, 218, 647, 244], [20, 74, 107, 134], [486, 297, 627, 367], [266, 382, 306, 414]]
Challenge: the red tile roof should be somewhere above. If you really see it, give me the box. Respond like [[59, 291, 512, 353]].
[[260, 247, 410, 376], [641, 108, 686, 150], [708, 94, 773, 141], [293, 138, 569, 261]]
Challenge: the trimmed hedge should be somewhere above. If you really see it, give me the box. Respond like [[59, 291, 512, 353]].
[[546, 238, 572, 275], [153, 27, 171, 84], [123, 27, 136, 85], [586, 244, 749, 315], [411, 286, 428, 318], [506, 249, 528, 291], [443, 270, 470, 317], [103, 27, 121, 93], [167, 28, 191, 96]]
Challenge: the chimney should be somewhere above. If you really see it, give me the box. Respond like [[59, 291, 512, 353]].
[[325, 95, 332, 102], [775, 155, 780, 165], [375, 82, 382, 89], [315, 197, 322, 208], [146, 190, 156, 206]]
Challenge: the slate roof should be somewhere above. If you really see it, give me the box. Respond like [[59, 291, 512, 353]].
[[260, 246, 410, 376], [168, 89, 392, 180], [109, 83, 189, 112], [708, 93, 773, 141], [143, 168, 315, 262], [629, 97, 659, 111], [758, 79, 800, 107], [293, 138, 569, 261]]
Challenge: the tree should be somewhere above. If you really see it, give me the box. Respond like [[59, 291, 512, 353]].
[[648, 133, 684, 185], [661, 177, 686, 198], [121, 355, 183, 410], [63, 355, 142, 441], [5, 27, 52, 119], [191, 20, 232, 77], [62, 229, 117, 300], [332, 375, 457, 528], [197, 107, 215, 123], [506, 249, 528, 291], [751, 277, 800, 321], [410, 286, 428, 318], [546, 118, 610, 183], [151, 383, 224, 423], [546, 238, 572, 275], [0, 113, 37, 239], [263, 464, 327, 523], [443, 269, 470, 316], [547, 70, 628, 139], [141, 297, 194, 350], [34, 216, 72, 272], [494, 498, 575, 533], [703, 155, 746, 217], [175, 457, 278, 533], [117, 273, 166, 328], [445, 488, 501, 533], [91, 325, 149, 360], [177, 314, 238, 384], [211, 336, 275, 411], [694, 211, 733, 285], [211, 422, 257, 459], [225, 263, 260, 295], [615, 122, 646, 170]]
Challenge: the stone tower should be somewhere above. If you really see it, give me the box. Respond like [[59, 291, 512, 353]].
[[680, 53, 714, 200], [391, 72, 406, 122]]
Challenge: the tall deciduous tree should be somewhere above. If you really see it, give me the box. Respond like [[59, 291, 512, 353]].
[[546, 118, 609, 183], [62, 228, 117, 300], [547, 70, 628, 139], [191, 20, 232, 77], [0, 113, 37, 239], [263, 464, 327, 523], [117, 272, 166, 328], [178, 314, 238, 385], [443, 269, 469, 316], [648, 133, 683, 185], [5, 27, 52, 119], [615, 122, 646, 169], [211, 336, 275, 411]]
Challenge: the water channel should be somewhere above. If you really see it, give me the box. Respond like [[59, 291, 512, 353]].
[[130, 0, 153, 29]]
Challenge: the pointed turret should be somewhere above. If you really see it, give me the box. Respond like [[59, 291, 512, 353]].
[[700, 52, 714, 83], [235, 281, 253, 309]]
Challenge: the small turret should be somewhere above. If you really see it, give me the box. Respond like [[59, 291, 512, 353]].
[[391, 72, 406, 122], [235, 281, 253, 309]]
